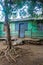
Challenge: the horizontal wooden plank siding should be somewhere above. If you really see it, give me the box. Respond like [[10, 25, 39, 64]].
[[32, 31, 43, 39], [0, 21, 43, 39]]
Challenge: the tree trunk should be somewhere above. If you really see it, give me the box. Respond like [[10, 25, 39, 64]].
[[5, 0, 12, 49], [5, 15, 12, 49]]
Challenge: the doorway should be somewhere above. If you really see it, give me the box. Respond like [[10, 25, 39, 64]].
[[19, 23, 25, 38]]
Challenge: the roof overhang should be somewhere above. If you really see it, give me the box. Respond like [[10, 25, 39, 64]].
[[0, 17, 43, 23], [10, 17, 43, 22]]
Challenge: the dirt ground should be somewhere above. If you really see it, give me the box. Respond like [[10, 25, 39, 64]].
[[0, 41, 43, 65]]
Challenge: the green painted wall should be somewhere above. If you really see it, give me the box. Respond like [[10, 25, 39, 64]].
[[25, 21, 32, 37], [25, 21, 43, 38], [0, 21, 43, 39], [0, 23, 5, 37], [32, 21, 43, 39], [10, 23, 18, 37]]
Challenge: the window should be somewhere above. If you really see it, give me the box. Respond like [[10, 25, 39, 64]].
[[38, 23, 43, 31]]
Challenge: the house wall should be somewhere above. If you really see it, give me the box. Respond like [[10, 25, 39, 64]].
[[0, 23, 5, 37], [0, 21, 43, 39], [25, 21, 43, 39], [10, 23, 18, 37], [32, 21, 43, 39], [25, 21, 32, 37]]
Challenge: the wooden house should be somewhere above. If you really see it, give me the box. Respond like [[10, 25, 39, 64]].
[[0, 17, 43, 39]]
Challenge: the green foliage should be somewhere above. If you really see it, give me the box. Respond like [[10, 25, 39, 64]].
[[38, 0, 43, 3], [10, 0, 22, 5], [0, 0, 43, 19], [28, 0, 36, 17]]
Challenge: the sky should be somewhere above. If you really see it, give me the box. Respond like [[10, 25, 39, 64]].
[[0, 4, 5, 22]]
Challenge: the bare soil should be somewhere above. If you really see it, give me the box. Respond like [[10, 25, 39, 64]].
[[0, 41, 43, 65]]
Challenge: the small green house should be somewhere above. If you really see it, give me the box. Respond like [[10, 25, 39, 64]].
[[0, 18, 43, 39], [10, 18, 43, 39]]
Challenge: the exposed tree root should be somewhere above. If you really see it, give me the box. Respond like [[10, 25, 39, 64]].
[[8, 52, 16, 62], [0, 46, 21, 63]]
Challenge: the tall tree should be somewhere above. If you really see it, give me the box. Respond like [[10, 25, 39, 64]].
[[4, 0, 12, 49]]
